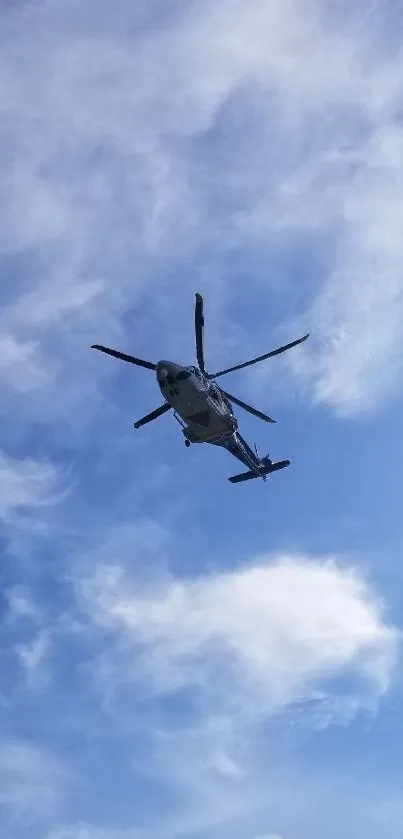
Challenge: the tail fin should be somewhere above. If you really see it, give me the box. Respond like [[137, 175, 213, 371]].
[[228, 459, 290, 484]]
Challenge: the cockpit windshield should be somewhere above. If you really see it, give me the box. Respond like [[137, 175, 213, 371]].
[[184, 366, 205, 383], [176, 369, 192, 381]]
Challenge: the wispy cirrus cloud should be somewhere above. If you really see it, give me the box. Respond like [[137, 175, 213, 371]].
[[78, 553, 398, 719], [2, 2, 403, 839], [0, 740, 67, 832], [0, 452, 63, 524], [2, 0, 403, 419], [284, 123, 403, 415], [14, 630, 50, 689], [1, 512, 401, 839]]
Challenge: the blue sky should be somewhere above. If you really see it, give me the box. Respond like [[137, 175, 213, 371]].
[[1, 0, 403, 837]]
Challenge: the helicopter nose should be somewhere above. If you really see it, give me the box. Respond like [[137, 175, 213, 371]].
[[156, 360, 183, 386]]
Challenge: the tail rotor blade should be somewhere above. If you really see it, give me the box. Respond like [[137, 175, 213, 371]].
[[195, 293, 205, 373], [92, 345, 156, 370], [134, 403, 171, 429], [222, 389, 276, 424], [211, 333, 309, 378]]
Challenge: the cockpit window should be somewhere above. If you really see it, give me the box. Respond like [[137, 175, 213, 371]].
[[176, 370, 192, 381]]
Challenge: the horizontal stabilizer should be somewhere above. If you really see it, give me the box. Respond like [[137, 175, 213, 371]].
[[228, 459, 290, 484], [266, 459, 291, 473], [228, 469, 259, 483]]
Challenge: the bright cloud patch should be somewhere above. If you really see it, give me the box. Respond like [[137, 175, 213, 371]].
[[0, 740, 65, 828], [2, 0, 403, 418], [80, 556, 398, 715], [0, 452, 62, 523], [2, 1, 403, 838], [289, 125, 403, 416]]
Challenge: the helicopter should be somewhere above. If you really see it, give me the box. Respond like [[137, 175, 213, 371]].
[[92, 293, 309, 483]]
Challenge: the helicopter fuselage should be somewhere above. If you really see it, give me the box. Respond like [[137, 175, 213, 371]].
[[156, 360, 265, 474], [156, 361, 236, 440]]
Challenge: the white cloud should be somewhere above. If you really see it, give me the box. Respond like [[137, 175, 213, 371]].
[[0, 740, 66, 828], [1, 5, 403, 839], [2, 0, 403, 420], [46, 829, 106, 839], [65, 545, 402, 839], [15, 630, 51, 688], [6, 587, 39, 622], [4, 586, 52, 690], [0, 452, 63, 524], [285, 124, 403, 415], [0, 333, 52, 393], [254, 835, 284, 839], [46, 827, 133, 839], [79, 555, 399, 717], [41, 780, 403, 839]]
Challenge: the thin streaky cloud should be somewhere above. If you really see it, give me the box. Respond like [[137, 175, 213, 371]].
[[1, 0, 403, 416], [1, 2, 403, 839]]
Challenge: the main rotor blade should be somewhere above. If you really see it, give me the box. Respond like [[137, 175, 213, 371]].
[[92, 345, 156, 370], [195, 293, 205, 373], [211, 333, 309, 378], [134, 402, 171, 429], [222, 390, 276, 424]]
